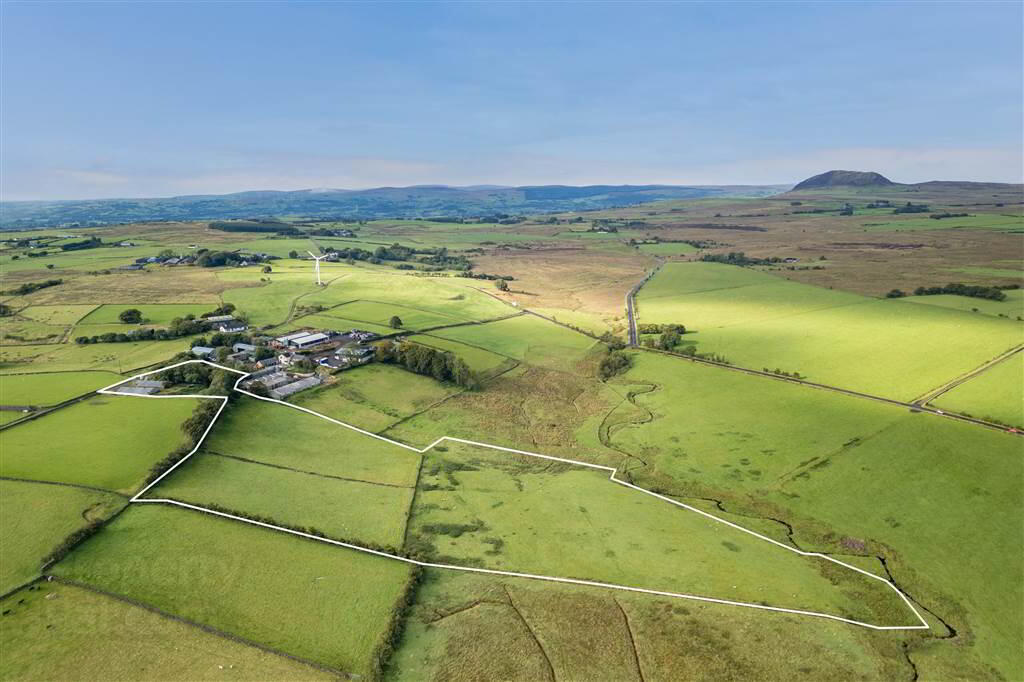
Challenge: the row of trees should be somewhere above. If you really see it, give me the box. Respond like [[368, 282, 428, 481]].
[[887, 282, 1010, 301], [74, 316, 209, 344], [3, 278, 62, 296], [700, 252, 779, 266], [376, 341, 480, 389]]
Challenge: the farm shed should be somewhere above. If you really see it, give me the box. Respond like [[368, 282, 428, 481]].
[[270, 375, 323, 399]]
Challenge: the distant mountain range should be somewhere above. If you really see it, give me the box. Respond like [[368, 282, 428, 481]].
[[0, 184, 789, 229]]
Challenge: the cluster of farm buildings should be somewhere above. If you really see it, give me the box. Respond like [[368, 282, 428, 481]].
[[188, 327, 384, 400]]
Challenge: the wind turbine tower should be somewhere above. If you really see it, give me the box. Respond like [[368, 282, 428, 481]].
[[307, 251, 327, 286]]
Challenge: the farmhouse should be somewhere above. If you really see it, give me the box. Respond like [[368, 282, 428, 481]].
[[256, 356, 278, 369], [216, 320, 248, 333]]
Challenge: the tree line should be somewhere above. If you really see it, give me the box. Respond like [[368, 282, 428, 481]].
[[886, 282, 1014, 301], [376, 340, 480, 389]]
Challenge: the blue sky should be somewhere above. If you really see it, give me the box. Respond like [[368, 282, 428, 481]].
[[1, 1, 1021, 200]]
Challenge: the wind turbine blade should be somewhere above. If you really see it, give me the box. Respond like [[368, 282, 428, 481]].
[[307, 251, 318, 259]]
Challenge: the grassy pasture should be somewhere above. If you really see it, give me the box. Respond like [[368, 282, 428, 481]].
[[150, 452, 412, 548], [528, 307, 616, 336], [78, 303, 216, 326], [606, 352, 906, 497], [774, 415, 1023, 680], [288, 312, 395, 336], [0, 337, 195, 374], [221, 275, 319, 326], [390, 569, 906, 682], [0, 395, 197, 493], [220, 237, 316, 257], [292, 363, 461, 432], [330, 299, 465, 330], [0, 370, 119, 406], [932, 352, 1024, 427], [0, 317, 68, 344], [902, 290, 1024, 319], [50, 504, 414, 676], [202, 397, 421, 486], [16, 304, 98, 325], [302, 269, 510, 323], [0, 479, 125, 593], [405, 334, 512, 374], [863, 214, 1023, 232], [0, 582, 334, 681], [638, 263, 1023, 400], [407, 442, 914, 626], [426, 314, 598, 371], [950, 265, 1024, 280], [636, 242, 698, 255]]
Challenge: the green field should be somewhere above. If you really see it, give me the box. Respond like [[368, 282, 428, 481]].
[[221, 274, 319, 326], [0, 316, 68, 344], [637, 262, 1023, 400], [0, 337, 195, 374], [330, 299, 467, 330], [407, 442, 914, 625], [0, 480, 125, 593], [426, 314, 598, 371], [202, 397, 421, 486], [292, 363, 461, 432], [0, 370, 119, 406], [151, 452, 413, 548], [773, 415, 1023, 680], [390, 568, 906, 681], [0, 581, 334, 681], [301, 269, 511, 323], [932, 353, 1024, 427], [50, 504, 414, 676], [606, 352, 907, 497], [863, 214, 1023, 232], [77, 303, 218, 326], [0, 395, 197, 493], [636, 242, 698, 255], [902, 290, 1024, 318], [16, 304, 99, 325], [288, 311, 395, 336]]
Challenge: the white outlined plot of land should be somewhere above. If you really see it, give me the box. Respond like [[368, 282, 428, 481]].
[[98, 360, 929, 631]]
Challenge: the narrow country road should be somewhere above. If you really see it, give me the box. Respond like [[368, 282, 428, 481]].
[[626, 259, 664, 346]]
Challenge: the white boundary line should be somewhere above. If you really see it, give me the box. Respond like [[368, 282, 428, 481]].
[[98, 359, 929, 631]]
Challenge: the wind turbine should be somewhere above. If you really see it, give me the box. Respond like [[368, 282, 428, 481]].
[[307, 251, 326, 286]]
